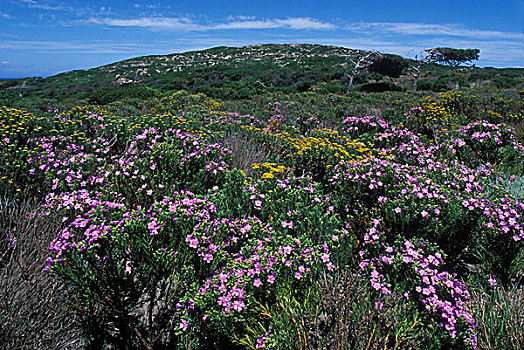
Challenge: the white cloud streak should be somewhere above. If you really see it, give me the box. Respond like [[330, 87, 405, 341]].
[[212, 17, 336, 30], [18, 0, 74, 12], [345, 22, 522, 41], [0, 11, 14, 19], [87, 17, 200, 30], [88, 16, 336, 31], [0, 39, 163, 54]]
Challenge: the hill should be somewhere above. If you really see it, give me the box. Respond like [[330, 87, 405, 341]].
[[1, 44, 523, 106]]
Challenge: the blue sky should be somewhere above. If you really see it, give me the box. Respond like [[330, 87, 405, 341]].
[[0, 0, 522, 78]]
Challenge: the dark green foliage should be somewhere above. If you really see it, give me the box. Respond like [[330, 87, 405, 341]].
[[430, 48, 480, 67], [368, 55, 408, 78], [88, 84, 160, 105], [0, 87, 21, 106], [359, 81, 403, 92]]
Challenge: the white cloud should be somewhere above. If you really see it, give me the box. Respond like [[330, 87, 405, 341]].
[[18, 0, 73, 11], [345, 22, 522, 41], [227, 15, 257, 21], [0, 11, 14, 19], [87, 17, 200, 30], [88, 16, 336, 31], [0, 39, 163, 54]]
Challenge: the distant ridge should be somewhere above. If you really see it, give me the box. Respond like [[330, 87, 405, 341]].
[[1, 43, 522, 102]]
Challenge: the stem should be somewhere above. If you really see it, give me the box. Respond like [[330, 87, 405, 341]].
[[134, 327, 153, 350]]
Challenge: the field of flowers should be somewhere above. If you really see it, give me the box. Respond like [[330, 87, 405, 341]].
[[1, 90, 523, 349]]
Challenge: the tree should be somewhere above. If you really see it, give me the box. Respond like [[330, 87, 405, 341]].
[[410, 47, 480, 91], [368, 55, 408, 78], [429, 47, 480, 67], [344, 51, 381, 94]]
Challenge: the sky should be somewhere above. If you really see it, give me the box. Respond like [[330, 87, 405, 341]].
[[0, 0, 523, 78]]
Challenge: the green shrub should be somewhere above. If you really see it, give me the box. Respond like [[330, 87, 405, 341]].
[[359, 81, 402, 93], [88, 84, 160, 105]]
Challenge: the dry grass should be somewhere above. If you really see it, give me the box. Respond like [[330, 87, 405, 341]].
[[509, 120, 524, 145], [0, 196, 84, 349], [465, 282, 524, 350], [282, 271, 432, 350], [221, 130, 273, 177]]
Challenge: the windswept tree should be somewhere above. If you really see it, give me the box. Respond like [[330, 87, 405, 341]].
[[344, 51, 381, 94], [410, 47, 480, 91], [429, 47, 480, 67]]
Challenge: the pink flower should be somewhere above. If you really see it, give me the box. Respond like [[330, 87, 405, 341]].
[[233, 300, 245, 312], [179, 319, 188, 331], [281, 220, 294, 228], [488, 275, 497, 287], [394, 207, 402, 214], [186, 235, 199, 249], [124, 261, 132, 274]]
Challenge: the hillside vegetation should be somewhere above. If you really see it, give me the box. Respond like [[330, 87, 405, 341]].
[[1, 44, 523, 349], [1, 44, 523, 109]]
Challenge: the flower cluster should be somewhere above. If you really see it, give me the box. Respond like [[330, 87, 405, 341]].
[[360, 237, 477, 348]]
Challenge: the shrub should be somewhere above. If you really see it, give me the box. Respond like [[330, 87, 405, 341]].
[[359, 82, 402, 93], [88, 84, 160, 105]]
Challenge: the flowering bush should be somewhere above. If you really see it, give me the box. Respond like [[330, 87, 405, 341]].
[[3, 90, 524, 349], [453, 121, 524, 173]]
